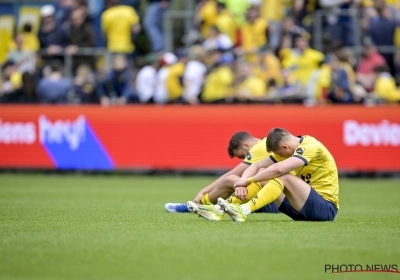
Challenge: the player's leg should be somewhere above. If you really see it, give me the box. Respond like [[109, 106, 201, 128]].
[[165, 174, 239, 213], [278, 175, 338, 221], [203, 174, 238, 204], [221, 174, 337, 222], [216, 178, 278, 222]]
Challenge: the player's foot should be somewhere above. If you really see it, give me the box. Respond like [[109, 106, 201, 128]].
[[187, 201, 224, 221], [164, 203, 192, 213], [217, 197, 247, 222]]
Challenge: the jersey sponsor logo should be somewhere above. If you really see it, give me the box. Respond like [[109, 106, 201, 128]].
[[0, 119, 36, 144], [296, 147, 305, 155], [245, 153, 253, 160], [344, 119, 400, 147]]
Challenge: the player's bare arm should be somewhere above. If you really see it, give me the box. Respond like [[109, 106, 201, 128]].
[[235, 157, 304, 189], [193, 162, 249, 203]]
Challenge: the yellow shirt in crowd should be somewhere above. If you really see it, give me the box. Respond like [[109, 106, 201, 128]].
[[101, 5, 139, 53], [237, 76, 267, 99], [202, 66, 234, 103], [198, 1, 217, 38], [261, 0, 286, 22], [166, 62, 185, 102], [241, 18, 268, 63], [281, 47, 324, 86], [215, 10, 238, 45], [374, 73, 400, 103], [254, 52, 283, 85]]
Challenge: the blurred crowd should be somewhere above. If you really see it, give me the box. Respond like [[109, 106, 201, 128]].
[[1, 0, 400, 105]]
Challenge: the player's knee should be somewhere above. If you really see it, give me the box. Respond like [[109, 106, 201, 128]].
[[221, 174, 238, 190], [277, 173, 298, 190]]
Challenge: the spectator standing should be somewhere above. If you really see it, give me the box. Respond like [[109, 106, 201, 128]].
[[166, 49, 190, 103], [326, 54, 354, 103], [319, 0, 358, 47], [281, 35, 324, 87], [101, 0, 141, 56], [38, 5, 69, 58], [194, 0, 218, 39], [97, 54, 137, 106], [143, 0, 170, 53], [154, 52, 177, 104], [373, 64, 400, 103], [238, 4, 269, 63], [356, 42, 386, 92], [182, 45, 207, 104], [367, 0, 397, 75], [214, 1, 239, 46], [201, 52, 235, 103], [135, 53, 161, 103], [260, 0, 287, 51], [37, 60, 72, 104], [66, 7, 96, 74], [17, 23, 40, 53], [278, 16, 310, 52], [292, 0, 321, 33], [54, 0, 75, 28]]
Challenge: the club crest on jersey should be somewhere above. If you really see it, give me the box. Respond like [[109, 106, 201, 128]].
[[246, 153, 253, 160], [296, 148, 305, 155]]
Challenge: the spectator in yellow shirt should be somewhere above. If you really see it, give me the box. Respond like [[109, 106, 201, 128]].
[[101, 0, 141, 55], [215, 2, 239, 46], [166, 49, 190, 103], [201, 52, 235, 103], [253, 46, 283, 86], [194, 0, 218, 38], [235, 62, 267, 102], [18, 23, 39, 52], [281, 35, 324, 86], [373, 64, 400, 103], [238, 5, 268, 63]]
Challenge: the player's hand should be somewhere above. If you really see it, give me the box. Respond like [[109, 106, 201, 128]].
[[234, 178, 249, 188], [235, 187, 248, 201]]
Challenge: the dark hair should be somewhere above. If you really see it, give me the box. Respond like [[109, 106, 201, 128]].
[[266, 128, 290, 152], [50, 60, 63, 73], [23, 22, 33, 33], [227, 131, 252, 158]]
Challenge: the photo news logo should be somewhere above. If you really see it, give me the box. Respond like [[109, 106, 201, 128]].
[[325, 264, 399, 274]]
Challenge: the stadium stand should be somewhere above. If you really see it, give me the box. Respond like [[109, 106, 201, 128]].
[[0, 0, 399, 105]]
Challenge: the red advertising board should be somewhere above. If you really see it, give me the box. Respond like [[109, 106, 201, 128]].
[[0, 105, 399, 171]]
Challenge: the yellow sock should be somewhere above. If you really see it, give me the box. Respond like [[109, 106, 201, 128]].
[[246, 178, 284, 212], [200, 193, 211, 204], [226, 182, 263, 204]]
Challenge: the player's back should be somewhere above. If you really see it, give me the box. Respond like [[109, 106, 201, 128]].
[[292, 135, 339, 208]]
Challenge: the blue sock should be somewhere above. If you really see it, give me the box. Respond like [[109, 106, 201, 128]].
[[176, 204, 190, 212]]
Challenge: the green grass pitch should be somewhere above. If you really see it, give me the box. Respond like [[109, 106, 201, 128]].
[[0, 173, 399, 280]]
